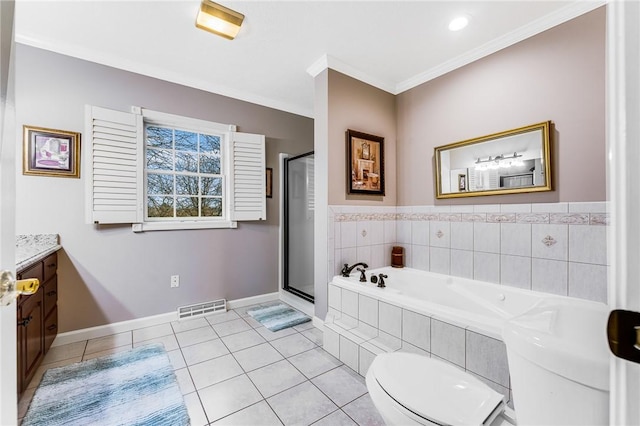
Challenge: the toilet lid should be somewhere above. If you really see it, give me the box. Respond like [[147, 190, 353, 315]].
[[371, 353, 505, 426]]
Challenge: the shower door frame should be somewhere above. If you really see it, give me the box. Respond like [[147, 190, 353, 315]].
[[283, 151, 315, 303]]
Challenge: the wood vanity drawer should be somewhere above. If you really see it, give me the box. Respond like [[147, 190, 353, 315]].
[[43, 276, 58, 318], [44, 306, 58, 352], [43, 252, 57, 282], [18, 262, 43, 283]]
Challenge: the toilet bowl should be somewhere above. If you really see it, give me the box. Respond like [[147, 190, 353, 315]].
[[366, 300, 610, 426], [366, 353, 515, 426]]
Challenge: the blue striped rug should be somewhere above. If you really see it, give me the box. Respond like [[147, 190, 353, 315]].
[[22, 344, 190, 426], [248, 303, 311, 331]]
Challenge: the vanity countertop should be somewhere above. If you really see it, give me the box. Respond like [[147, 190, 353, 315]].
[[16, 234, 61, 272]]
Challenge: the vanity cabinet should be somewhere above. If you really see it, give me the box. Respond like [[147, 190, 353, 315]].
[[17, 251, 59, 395]]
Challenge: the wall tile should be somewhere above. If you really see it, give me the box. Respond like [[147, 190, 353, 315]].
[[397, 220, 411, 244], [474, 252, 500, 284], [328, 284, 342, 310], [411, 221, 430, 246], [356, 246, 372, 267], [500, 255, 531, 290], [568, 201, 608, 213], [465, 331, 510, 387], [474, 204, 501, 213], [500, 223, 531, 257], [341, 221, 357, 249], [450, 249, 473, 279], [430, 221, 451, 248], [356, 221, 371, 247], [402, 310, 431, 352], [336, 248, 357, 273], [323, 326, 340, 359], [342, 289, 358, 318], [379, 302, 402, 338], [384, 220, 396, 244], [569, 225, 607, 265], [358, 295, 378, 327], [474, 222, 501, 253], [451, 221, 474, 251], [568, 262, 608, 303], [370, 221, 384, 245], [431, 319, 465, 367], [339, 335, 359, 372], [500, 203, 531, 213], [370, 245, 385, 269], [412, 245, 430, 271], [359, 344, 381, 377], [399, 341, 429, 356], [532, 258, 568, 296], [430, 247, 450, 275], [531, 224, 568, 261], [531, 202, 568, 213]]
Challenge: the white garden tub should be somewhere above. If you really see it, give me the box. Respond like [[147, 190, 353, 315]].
[[331, 266, 598, 339]]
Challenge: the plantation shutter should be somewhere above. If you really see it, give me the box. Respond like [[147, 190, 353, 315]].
[[228, 132, 266, 221], [85, 105, 143, 224]]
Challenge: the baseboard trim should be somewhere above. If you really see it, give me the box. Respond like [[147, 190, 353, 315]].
[[312, 315, 324, 330], [52, 292, 280, 347]]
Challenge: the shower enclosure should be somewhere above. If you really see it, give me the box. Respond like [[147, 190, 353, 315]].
[[283, 151, 314, 303]]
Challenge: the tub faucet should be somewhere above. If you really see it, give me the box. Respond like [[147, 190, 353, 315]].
[[377, 273, 388, 288], [356, 267, 367, 282], [341, 262, 369, 277]]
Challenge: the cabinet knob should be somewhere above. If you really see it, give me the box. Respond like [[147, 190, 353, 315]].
[[47, 324, 57, 331], [46, 290, 57, 297], [18, 315, 33, 327]]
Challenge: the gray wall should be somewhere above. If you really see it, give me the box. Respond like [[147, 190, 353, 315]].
[[397, 7, 606, 205], [15, 44, 313, 332]]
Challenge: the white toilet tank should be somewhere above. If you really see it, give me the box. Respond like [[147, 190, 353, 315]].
[[503, 299, 610, 426]]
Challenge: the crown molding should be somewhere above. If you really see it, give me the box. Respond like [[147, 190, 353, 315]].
[[306, 54, 396, 94], [15, 34, 314, 118], [395, 0, 607, 94]]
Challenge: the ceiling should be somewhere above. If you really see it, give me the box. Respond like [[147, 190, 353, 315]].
[[14, 1, 604, 118]]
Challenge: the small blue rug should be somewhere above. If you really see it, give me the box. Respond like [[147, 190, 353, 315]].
[[22, 344, 190, 426], [248, 303, 311, 331]]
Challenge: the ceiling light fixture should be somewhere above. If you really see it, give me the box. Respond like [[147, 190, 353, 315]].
[[196, 0, 245, 40], [448, 15, 470, 32]]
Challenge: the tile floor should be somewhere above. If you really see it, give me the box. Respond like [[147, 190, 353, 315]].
[[18, 302, 385, 426]]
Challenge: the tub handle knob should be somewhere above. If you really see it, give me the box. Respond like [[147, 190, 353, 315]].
[[378, 273, 388, 288], [356, 267, 367, 282]]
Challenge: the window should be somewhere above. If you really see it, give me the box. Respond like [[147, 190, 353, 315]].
[[85, 105, 265, 231], [145, 125, 224, 220]]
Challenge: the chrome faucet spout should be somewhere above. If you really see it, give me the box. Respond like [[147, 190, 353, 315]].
[[341, 262, 369, 277]]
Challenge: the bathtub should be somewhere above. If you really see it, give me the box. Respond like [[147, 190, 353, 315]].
[[325, 266, 609, 403], [330, 266, 561, 339]]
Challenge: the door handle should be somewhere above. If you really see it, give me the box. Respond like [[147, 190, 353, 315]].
[[607, 309, 640, 363], [0, 270, 40, 306]]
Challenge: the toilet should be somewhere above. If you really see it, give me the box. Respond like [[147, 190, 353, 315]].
[[366, 301, 610, 425], [366, 353, 515, 426]]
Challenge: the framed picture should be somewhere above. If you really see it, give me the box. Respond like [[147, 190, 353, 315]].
[[346, 129, 384, 195], [458, 174, 467, 191], [265, 167, 273, 198], [23, 125, 81, 178]]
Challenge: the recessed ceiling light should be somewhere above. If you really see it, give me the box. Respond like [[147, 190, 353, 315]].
[[449, 15, 470, 32]]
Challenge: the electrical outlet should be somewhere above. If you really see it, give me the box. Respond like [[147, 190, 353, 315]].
[[170, 275, 180, 288]]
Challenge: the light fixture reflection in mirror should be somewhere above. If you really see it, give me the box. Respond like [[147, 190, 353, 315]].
[[434, 121, 552, 199]]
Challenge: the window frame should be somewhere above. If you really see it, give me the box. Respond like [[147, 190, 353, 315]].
[[137, 109, 237, 231], [85, 105, 266, 232]]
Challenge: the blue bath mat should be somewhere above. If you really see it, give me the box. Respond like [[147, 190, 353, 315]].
[[247, 303, 311, 331], [22, 344, 190, 426]]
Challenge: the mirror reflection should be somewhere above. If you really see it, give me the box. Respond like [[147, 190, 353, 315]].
[[435, 121, 552, 199]]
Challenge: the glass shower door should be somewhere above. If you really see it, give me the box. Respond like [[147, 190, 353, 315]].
[[283, 152, 314, 302]]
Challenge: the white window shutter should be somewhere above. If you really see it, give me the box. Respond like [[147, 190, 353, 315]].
[[228, 132, 266, 221], [85, 105, 143, 224]]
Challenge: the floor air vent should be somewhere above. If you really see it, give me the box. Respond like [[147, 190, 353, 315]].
[[178, 299, 227, 319]]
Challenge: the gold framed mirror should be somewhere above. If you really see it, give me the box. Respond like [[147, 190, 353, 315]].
[[435, 121, 552, 199]]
